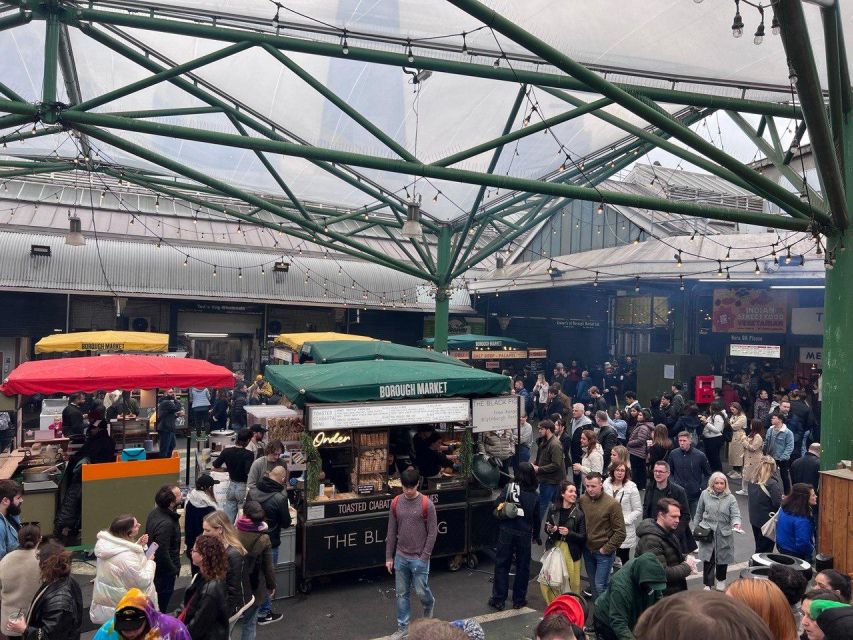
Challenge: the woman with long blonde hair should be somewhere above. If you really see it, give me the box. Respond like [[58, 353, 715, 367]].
[[747, 456, 782, 553], [202, 511, 253, 625], [726, 578, 798, 640]]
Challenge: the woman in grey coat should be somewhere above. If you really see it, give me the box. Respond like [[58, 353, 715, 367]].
[[691, 471, 743, 592]]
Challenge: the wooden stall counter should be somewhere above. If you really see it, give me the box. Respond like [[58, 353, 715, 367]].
[[0, 450, 27, 479], [818, 468, 853, 576], [81, 454, 179, 546]]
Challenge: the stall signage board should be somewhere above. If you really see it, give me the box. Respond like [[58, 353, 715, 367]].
[[527, 349, 548, 359], [712, 289, 787, 333], [791, 308, 824, 335], [471, 350, 527, 360], [484, 361, 500, 370], [799, 347, 822, 364], [306, 398, 470, 431], [554, 318, 602, 330], [303, 506, 466, 577], [318, 489, 467, 519], [729, 344, 781, 358], [272, 348, 293, 363], [471, 396, 520, 433], [449, 350, 470, 360]]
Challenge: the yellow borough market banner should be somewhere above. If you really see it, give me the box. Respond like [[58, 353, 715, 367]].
[[35, 331, 169, 354]]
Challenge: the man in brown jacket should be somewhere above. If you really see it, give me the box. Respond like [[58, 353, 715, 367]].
[[579, 472, 626, 599], [533, 420, 565, 526]]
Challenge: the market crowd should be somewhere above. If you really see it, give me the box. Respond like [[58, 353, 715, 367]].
[[465, 358, 849, 640]]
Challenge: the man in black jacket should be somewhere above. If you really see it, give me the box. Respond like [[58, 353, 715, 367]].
[[635, 498, 696, 595], [643, 460, 695, 553], [666, 432, 712, 517], [594, 411, 618, 470], [249, 465, 291, 625], [61, 392, 86, 438], [156, 389, 183, 459], [145, 484, 182, 613], [791, 442, 821, 491]]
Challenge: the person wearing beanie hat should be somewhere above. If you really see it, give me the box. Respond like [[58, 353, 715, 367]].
[[93, 588, 191, 640], [808, 600, 853, 640], [543, 594, 585, 628]]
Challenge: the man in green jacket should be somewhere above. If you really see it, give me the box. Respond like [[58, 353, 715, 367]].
[[533, 420, 565, 526], [592, 552, 667, 640]]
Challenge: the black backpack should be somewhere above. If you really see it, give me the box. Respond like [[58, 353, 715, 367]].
[[720, 413, 733, 442]]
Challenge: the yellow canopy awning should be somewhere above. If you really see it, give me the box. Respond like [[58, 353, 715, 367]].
[[35, 331, 170, 354], [273, 332, 376, 352]]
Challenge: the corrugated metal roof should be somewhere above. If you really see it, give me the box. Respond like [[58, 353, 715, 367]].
[[0, 230, 473, 312], [475, 231, 823, 293]]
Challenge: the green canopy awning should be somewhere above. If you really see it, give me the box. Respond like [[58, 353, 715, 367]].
[[265, 360, 511, 408], [302, 340, 469, 367], [417, 333, 528, 350]]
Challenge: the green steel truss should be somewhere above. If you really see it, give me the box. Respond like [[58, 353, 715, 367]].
[[0, 0, 849, 376]]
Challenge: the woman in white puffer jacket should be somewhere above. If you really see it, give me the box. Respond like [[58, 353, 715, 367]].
[[603, 460, 642, 568], [90, 514, 158, 624]]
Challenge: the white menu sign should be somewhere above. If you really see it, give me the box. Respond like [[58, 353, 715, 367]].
[[729, 344, 781, 358], [471, 396, 520, 433], [306, 398, 470, 431]]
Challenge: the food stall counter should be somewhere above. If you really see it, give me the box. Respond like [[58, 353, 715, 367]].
[[81, 454, 179, 545]]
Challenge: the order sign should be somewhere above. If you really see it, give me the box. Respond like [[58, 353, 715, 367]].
[[471, 396, 520, 433], [306, 398, 470, 431]]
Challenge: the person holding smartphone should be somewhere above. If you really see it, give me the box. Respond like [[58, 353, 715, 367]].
[[91, 514, 157, 625]]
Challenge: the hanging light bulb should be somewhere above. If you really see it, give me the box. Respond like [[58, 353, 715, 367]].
[[675, 251, 683, 267], [596, 203, 604, 215], [753, 8, 765, 44], [717, 260, 723, 276], [261, 265, 266, 275], [634, 277, 640, 293], [238, 268, 243, 279], [213, 265, 218, 277], [461, 32, 468, 54], [679, 275, 685, 291], [754, 259, 761, 275], [788, 62, 798, 85], [690, 230, 696, 242], [406, 40, 414, 63], [732, 1, 744, 38], [183, 255, 188, 267], [154, 195, 160, 211], [725, 247, 731, 259], [771, 14, 780, 35], [593, 272, 599, 287], [726, 268, 731, 280], [341, 31, 349, 55]]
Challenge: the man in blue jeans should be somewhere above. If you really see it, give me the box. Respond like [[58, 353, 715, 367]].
[[579, 472, 626, 600], [533, 420, 566, 528], [385, 468, 438, 640]]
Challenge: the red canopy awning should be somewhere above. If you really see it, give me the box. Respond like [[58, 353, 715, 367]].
[[1, 355, 235, 395]]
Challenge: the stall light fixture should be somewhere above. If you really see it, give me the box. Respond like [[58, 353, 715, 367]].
[[30, 244, 51, 256], [184, 332, 229, 338], [401, 198, 423, 240], [274, 261, 290, 272], [65, 216, 86, 246]]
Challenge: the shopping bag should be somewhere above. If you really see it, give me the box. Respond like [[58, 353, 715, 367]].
[[761, 511, 779, 542], [536, 546, 568, 588]]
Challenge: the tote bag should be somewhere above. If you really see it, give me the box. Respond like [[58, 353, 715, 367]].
[[761, 510, 779, 541], [536, 546, 568, 588]]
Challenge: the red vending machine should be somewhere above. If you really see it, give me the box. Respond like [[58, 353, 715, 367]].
[[694, 375, 715, 404]]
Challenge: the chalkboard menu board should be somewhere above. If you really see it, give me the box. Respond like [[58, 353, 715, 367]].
[[306, 398, 470, 431], [471, 396, 520, 433], [302, 505, 466, 578]]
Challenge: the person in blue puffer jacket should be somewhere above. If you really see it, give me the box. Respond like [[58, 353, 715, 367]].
[[775, 482, 816, 561]]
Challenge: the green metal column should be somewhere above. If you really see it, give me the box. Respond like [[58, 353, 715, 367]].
[[820, 101, 853, 471], [42, 8, 60, 113], [433, 225, 452, 353]]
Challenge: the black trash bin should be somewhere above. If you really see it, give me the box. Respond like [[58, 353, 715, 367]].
[[740, 566, 771, 580], [814, 553, 833, 573], [750, 552, 813, 580]]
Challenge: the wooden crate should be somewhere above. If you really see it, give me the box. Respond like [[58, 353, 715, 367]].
[[818, 469, 853, 575]]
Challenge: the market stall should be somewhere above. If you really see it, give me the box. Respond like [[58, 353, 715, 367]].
[[301, 340, 469, 367], [418, 333, 544, 372], [1, 355, 234, 545], [264, 358, 513, 592], [271, 331, 376, 364]]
